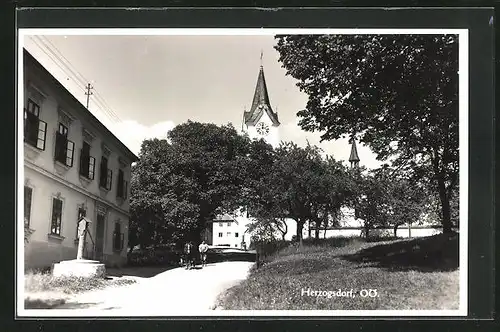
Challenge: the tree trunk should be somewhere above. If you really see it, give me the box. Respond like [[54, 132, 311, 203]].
[[363, 223, 370, 239], [308, 220, 312, 239], [437, 176, 453, 233], [432, 148, 453, 234], [393, 223, 399, 238], [314, 221, 320, 240], [296, 220, 304, 246], [323, 216, 329, 239]]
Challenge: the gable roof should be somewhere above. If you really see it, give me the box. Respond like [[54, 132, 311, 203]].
[[243, 66, 280, 126]]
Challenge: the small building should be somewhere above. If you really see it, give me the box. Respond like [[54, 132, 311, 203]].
[[207, 213, 251, 249], [22, 49, 138, 270]]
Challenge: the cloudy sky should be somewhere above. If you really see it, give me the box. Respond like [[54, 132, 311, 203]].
[[22, 32, 381, 169]]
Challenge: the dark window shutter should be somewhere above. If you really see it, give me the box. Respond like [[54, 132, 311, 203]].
[[80, 143, 91, 177], [107, 169, 113, 190], [26, 112, 39, 145], [100, 157, 108, 187], [55, 132, 68, 164], [117, 169, 124, 197]]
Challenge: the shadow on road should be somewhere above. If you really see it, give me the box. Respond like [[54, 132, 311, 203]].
[[106, 265, 178, 278], [341, 232, 459, 272], [115, 251, 256, 278]]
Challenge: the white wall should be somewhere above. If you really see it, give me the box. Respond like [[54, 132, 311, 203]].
[[212, 220, 245, 248], [24, 66, 133, 211], [23, 55, 133, 269], [244, 110, 280, 148]]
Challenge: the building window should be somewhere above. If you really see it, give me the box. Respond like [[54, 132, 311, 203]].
[[23, 99, 47, 150], [218, 232, 223, 237], [24, 186, 33, 228], [76, 207, 86, 238], [227, 232, 231, 236], [99, 156, 113, 190], [219, 222, 223, 227], [54, 123, 74, 167], [50, 197, 63, 235], [26, 98, 40, 117], [227, 222, 231, 227], [113, 222, 124, 251], [116, 169, 128, 199], [235, 232, 239, 238], [79, 141, 95, 180]]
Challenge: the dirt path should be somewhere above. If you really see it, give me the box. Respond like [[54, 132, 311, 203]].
[[60, 261, 254, 315]]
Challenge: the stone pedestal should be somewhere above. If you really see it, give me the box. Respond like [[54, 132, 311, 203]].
[[52, 259, 106, 278]]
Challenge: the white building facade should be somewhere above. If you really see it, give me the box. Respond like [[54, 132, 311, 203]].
[[22, 49, 138, 270]]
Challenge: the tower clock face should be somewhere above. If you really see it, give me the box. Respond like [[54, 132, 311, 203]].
[[256, 122, 270, 136]]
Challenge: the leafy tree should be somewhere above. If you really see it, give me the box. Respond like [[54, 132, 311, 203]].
[[271, 142, 326, 245], [309, 157, 357, 240], [129, 121, 252, 249], [275, 34, 459, 233], [381, 167, 430, 237], [246, 218, 285, 243], [129, 138, 173, 252], [355, 169, 394, 238]]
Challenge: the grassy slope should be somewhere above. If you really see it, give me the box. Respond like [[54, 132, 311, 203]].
[[216, 233, 459, 310]]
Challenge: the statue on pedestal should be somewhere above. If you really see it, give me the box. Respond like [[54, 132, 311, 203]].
[[76, 217, 91, 260]]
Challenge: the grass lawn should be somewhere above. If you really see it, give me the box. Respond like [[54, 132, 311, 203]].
[[216, 233, 459, 310], [24, 270, 136, 309]]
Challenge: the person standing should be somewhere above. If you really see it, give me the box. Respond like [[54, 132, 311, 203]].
[[198, 241, 209, 268], [184, 241, 194, 270]]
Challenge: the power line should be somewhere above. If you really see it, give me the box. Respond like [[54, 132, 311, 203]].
[[31, 36, 123, 125], [29, 36, 147, 153], [41, 35, 122, 123], [30, 37, 87, 96]]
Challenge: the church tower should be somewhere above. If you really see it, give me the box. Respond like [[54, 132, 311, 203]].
[[349, 137, 360, 168], [242, 58, 280, 147]]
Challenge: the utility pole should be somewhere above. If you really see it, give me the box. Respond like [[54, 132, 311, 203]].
[[85, 83, 94, 109]]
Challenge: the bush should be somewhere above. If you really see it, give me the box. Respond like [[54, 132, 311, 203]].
[[253, 240, 291, 266], [127, 246, 182, 266]]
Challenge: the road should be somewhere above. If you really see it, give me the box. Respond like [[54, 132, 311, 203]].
[[60, 261, 254, 315]]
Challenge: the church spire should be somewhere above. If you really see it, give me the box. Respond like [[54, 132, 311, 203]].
[[251, 65, 271, 112], [349, 136, 360, 168], [243, 60, 280, 126]]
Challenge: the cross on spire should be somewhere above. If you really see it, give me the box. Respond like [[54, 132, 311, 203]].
[[260, 50, 263, 67]]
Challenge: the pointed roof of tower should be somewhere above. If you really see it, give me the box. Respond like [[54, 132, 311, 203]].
[[349, 138, 360, 163], [244, 65, 280, 126]]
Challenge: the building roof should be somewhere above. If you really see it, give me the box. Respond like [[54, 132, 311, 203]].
[[212, 213, 238, 222], [23, 49, 139, 162], [243, 66, 280, 126], [349, 138, 360, 162]]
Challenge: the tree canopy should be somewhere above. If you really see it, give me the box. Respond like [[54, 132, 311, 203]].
[[274, 34, 459, 232], [129, 121, 252, 249]]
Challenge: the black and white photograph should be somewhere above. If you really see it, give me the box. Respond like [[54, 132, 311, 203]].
[[18, 28, 467, 317]]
